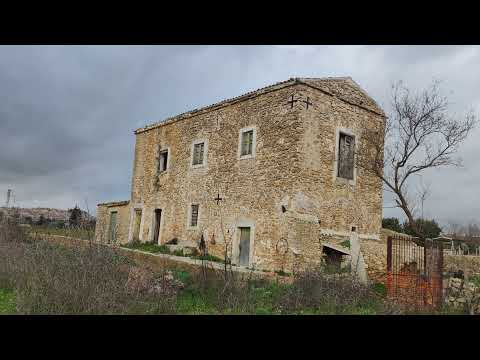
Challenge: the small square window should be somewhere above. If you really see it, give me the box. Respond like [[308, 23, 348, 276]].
[[241, 130, 254, 156], [192, 142, 205, 166], [158, 149, 168, 173], [190, 204, 199, 227]]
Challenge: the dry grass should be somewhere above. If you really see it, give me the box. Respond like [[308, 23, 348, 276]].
[[1, 219, 416, 315], [0, 219, 180, 314]]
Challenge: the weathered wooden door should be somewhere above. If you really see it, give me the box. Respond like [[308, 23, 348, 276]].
[[109, 211, 117, 244], [133, 209, 142, 241], [239, 227, 251, 266], [153, 209, 162, 244]]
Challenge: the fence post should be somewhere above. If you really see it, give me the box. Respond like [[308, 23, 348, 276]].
[[387, 236, 392, 272], [386, 236, 392, 298]]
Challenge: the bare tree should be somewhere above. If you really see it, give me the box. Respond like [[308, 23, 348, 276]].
[[358, 80, 476, 239]]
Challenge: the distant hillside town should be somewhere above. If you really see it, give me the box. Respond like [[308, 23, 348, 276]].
[[0, 206, 95, 227]]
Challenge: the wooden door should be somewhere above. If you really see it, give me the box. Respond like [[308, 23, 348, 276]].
[[109, 211, 117, 244], [133, 209, 142, 241], [239, 227, 251, 266], [153, 209, 162, 244]]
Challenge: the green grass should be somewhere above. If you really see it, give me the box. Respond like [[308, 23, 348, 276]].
[[0, 288, 16, 315], [340, 240, 351, 249], [192, 254, 226, 263], [171, 269, 190, 283], [172, 249, 183, 257], [470, 275, 480, 287], [174, 278, 290, 315], [372, 282, 387, 296], [30, 226, 94, 241], [121, 242, 171, 254], [176, 288, 220, 314], [122, 242, 229, 264], [172, 278, 384, 315]]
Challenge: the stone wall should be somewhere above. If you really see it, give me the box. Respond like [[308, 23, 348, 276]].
[[296, 84, 384, 239], [358, 229, 480, 287], [356, 229, 412, 284], [445, 277, 480, 314], [95, 202, 131, 245], [359, 239, 387, 283], [444, 255, 480, 279], [37, 233, 284, 282]]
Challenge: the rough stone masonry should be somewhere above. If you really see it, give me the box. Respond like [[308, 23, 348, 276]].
[[95, 77, 385, 273]]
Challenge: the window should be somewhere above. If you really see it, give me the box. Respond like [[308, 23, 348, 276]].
[[241, 130, 254, 156], [190, 204, 199, 228], [158, 149, 168, 173], [192, 142, 205, 166], [238, 126, 256, 159], [337, 133, 355, 180]]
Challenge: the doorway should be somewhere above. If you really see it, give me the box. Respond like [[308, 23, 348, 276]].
[[132, 209, 142, 242], [238, 227, 251, 267], [108, 211, 118, 244], [152, 209, 162, 244]]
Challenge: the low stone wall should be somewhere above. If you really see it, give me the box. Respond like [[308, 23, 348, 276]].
[[444, 277, 480, 314], [360, 239, 387, 284], [32, 233, 283, 282], [444, 255, 480, 279]]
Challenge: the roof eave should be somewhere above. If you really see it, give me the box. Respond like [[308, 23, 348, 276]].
[[134, 77, 385, 135]]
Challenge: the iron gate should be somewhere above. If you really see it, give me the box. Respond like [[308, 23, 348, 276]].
[[387, 236, 443, 309]]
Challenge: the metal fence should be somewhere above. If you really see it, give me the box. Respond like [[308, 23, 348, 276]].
[[387, 236, 443, 310]]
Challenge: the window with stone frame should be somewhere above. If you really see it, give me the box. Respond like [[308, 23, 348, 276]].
[[241, 130, 254, 156], [192, 142, 205, 166], [337, 133, 355, 180], [190, 204, 199, 227], [158, 148, 168, 173]]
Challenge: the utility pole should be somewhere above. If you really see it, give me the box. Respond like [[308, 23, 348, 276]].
[[5, 189, 12, 208]]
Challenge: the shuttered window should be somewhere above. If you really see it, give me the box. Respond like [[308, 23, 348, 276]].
[[190, 204, 199, 227], [241, 130, 254, 156], [192, 142, 205, 165], [338, 133, 355, 180], [158, 149, 168, 173]]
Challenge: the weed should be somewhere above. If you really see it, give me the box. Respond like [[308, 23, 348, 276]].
[[0, 288, 16, 314], [122, 241, 171, 255], [340, 240, 351, 249], [192, 254, 226, 263]]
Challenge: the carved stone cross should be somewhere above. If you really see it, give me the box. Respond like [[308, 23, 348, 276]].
[[214, 192, 224, 205], [287, 94, 300, 108], [301, 96, 313, 109]]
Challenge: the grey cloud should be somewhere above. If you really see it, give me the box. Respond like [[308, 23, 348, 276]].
[[0, 45, 478, 225]]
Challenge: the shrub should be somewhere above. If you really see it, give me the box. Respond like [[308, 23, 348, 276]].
[[172, 249, 185, 257], [274, 266, 388, 314], [382, 217, 403, 233], [340, 240, 351, 249], [0, 222, 179, 314]]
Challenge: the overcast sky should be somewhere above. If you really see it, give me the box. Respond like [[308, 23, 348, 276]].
[[0, 45, 478, 226]]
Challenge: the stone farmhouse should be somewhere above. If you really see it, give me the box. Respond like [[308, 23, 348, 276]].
[[95, 77, 385, 273]]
